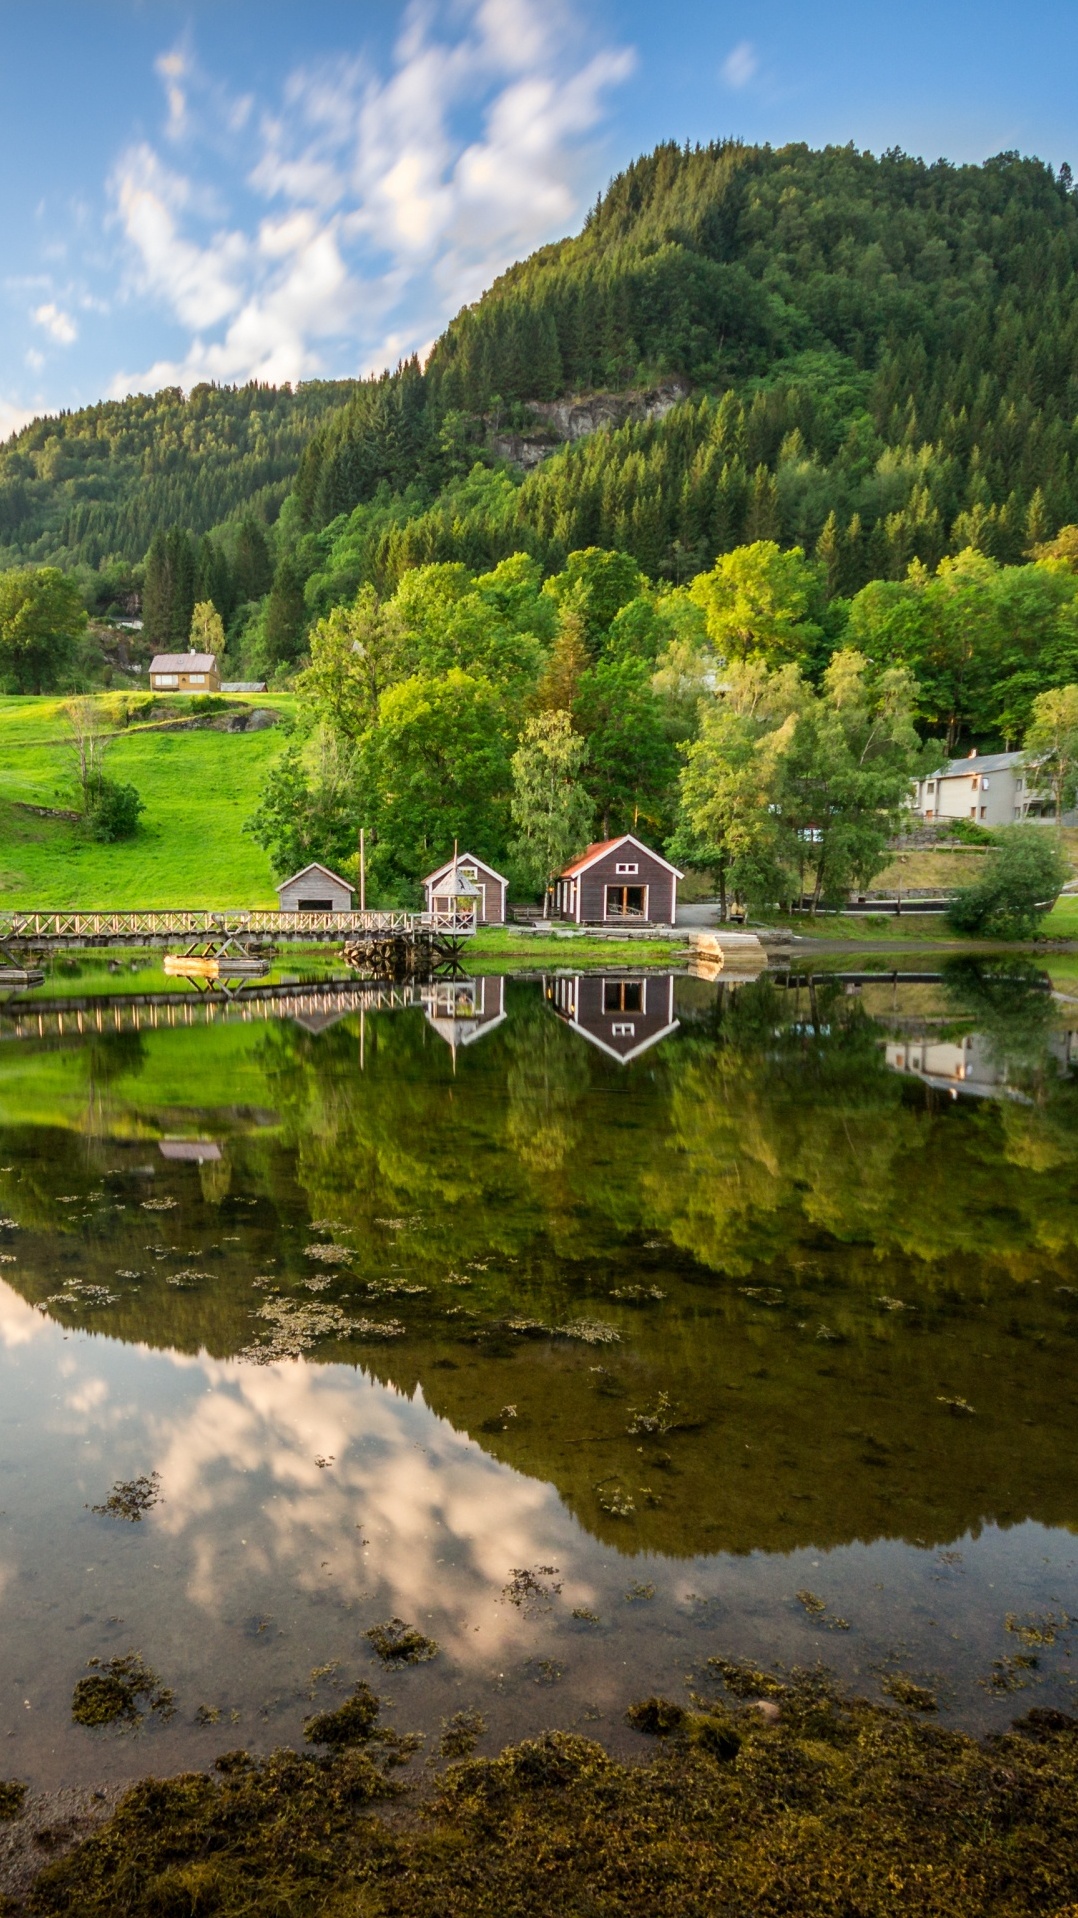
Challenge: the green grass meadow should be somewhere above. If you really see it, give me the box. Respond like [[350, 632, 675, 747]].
[[0, 695, 293, 908]]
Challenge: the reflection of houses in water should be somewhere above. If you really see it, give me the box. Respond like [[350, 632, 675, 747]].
[[886, 1034, 1010, 1099], [422, 976, 506, 1054], [545, 973, 679, 1064], [888, 1020, 1078, 1100]]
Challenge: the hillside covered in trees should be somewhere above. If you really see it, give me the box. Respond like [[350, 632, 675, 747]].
[[6, 137, 1078, 699], [0, 379, 355, 574], [290, 140, 1078, 594]]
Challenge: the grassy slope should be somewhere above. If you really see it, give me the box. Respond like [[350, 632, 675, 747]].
[[0, 696, 294, 908]]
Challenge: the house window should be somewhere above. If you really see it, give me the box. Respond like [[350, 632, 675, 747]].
[[605, 885, 646, 918], [604, 981, 643, 1013], [188, 674, 206, 685], [980, 807, 987, 819], [969, 806, 977, 818], [615, 861, 639, 874], [155, 673, 178, 688], [611, 1022, 636, 1037]]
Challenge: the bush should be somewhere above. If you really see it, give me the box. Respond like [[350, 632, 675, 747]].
[[944, 817, 998, 845], [83, 775, 144, 842], [946, 826, 1070, 938]]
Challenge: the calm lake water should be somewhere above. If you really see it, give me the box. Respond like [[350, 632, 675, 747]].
[[1, 956, 1076, 1788]]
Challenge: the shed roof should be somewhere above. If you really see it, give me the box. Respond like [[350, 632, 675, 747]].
[[149, 652, 218, 673], [559, 833, 684, 881], [275, 861, 355, 895], [424, 851, 508, 887]]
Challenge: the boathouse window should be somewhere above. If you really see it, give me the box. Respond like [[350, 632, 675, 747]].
[[604, 981, 643, 1013], [611, 1022, 636, 1037], [605, 885, 646, 918], [299, 897, 334, 910], [615, 861, 639, 874]]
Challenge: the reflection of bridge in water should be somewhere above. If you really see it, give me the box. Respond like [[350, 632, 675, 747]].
[[0, 974, 510, 1050]]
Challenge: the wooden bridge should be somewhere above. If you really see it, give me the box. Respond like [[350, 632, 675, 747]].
[[0, 907, 476, 951]]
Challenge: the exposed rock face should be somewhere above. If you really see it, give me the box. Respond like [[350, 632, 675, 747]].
[[490, 378, 691, 470]]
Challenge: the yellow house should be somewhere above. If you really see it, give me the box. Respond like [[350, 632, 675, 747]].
[[148, 650, 221, 692]]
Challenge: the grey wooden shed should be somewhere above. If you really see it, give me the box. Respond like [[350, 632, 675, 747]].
[[275, 862, 355, 913]]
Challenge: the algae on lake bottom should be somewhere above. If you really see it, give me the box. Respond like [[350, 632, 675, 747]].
[[21, 1665, 1078, 1918]]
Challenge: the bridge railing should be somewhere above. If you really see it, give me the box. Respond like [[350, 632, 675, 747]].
[[0, 907, 477, 941]]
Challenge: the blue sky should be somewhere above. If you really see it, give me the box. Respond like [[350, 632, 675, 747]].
[[1, 0, 1076, 438]]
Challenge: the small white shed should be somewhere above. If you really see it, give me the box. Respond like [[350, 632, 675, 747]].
[[276, 862, 355, 913]]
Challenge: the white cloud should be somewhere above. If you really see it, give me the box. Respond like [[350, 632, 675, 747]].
[[107, 0, 633, 396], [111, 144, 247, 331], [32, 301, 78, 345], [722, 40, 758, 89], [0, 1279, 49, 1346], [156, 47, 190, 140]]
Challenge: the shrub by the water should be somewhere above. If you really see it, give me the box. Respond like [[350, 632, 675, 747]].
[[946, 826, 1069, 938]]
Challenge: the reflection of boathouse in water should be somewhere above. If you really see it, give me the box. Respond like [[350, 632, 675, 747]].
[[423, 975, 506, 1054], [545, 973, 679, 1063]]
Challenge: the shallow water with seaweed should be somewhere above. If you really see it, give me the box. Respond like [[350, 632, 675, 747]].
[[0, 960, 1076, 1789]]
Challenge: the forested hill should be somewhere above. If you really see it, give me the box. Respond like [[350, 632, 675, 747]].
[[294, 140, 1078, 592], [6, 139, 1078, 605], [0, 380, 355, 570]]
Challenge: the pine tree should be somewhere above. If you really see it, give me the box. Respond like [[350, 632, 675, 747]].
[[263, 556, 308, 665], [536, 605, 589, 711], [232, 518, 273, 603], [815, 511, 841, 599]]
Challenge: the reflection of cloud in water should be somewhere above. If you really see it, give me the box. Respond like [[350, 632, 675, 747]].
[[0, 1280, 49, 1348], [150, 1357, 573, 1661]]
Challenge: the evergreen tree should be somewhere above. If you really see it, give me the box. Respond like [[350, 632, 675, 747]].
[[536, 605, 589, 711], [263, 556, 308, 665], [142, 527, 196, 649], [232, 517, 273, 603]]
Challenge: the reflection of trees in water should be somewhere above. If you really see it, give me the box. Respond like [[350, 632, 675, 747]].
[[83, 1028, 148, 1146], [503, 993, 590, 1176], [648, 983, 917, 1277], [645, 970, 1078, 1283], [941, 957, 1062, 1084], [5, 987, 1078, 1555]]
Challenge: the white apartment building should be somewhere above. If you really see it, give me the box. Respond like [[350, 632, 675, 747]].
[[912, 749, 1052, 827]]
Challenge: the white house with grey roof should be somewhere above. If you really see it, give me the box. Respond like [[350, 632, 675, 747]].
[[912, 749, 1054, 828]]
